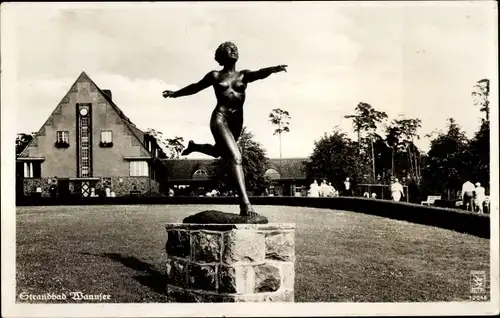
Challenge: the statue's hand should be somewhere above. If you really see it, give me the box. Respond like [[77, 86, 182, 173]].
[[162, 90, 176, 98], [275, 65, 288, 73]]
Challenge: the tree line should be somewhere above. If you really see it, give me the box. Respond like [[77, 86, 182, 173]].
[[15, 79, 489, 203], [307, 78, 490, 202]]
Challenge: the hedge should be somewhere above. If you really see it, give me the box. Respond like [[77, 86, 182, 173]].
[[16, 196, 490, 238]]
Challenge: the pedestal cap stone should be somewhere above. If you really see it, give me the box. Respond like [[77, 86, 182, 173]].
[[183, 210, 269, 224]]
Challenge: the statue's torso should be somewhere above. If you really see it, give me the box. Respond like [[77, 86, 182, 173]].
[[213, 71, 246, 112]]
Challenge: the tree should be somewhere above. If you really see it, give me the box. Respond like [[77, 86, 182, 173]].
[[371, 133, 393, 181], [269, 108, 291, 159], [465, 119, 490, 191], [472, 78, 490, 122], [165, 137, 185, 159], [16, 132, 36, 157], [345, 102, 388, 182], [306, 127, 370, 190], [209, 127, 270, 195], [421, 118, 470, 198], [463, 78, 490, 192], [384, 125, 402, 176], [145, 128, 184, 159], [392, 117, 422, 181]]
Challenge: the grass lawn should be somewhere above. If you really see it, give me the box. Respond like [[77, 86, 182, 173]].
[[15, 204, 490, 303]]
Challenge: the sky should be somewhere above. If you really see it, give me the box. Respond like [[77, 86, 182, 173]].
[[2, 1, 498, 159]]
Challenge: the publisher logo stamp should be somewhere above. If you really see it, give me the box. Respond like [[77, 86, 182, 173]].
[[470, 270, 486, 294]]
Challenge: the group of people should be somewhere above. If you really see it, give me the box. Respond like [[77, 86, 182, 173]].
[[461, 180, 487, 213], [308, 180, 338, 197], [307, 179, 351, 197]]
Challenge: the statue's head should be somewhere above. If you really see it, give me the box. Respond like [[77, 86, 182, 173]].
[[215, 41, 239, 66]]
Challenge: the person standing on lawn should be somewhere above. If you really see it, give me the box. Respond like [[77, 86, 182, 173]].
[[461, 180, 475, 211], [473, 182, 486, 214], [391, 178, 405, 202], [319, 180, 329, 197], [343, 177, 351, 196], [309, 180, 320, 197]]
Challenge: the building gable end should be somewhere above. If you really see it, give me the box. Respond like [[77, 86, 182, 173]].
[[18, 73, 90, 158], [92, 89, 152, 157]]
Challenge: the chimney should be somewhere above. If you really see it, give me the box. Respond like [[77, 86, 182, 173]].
[[102, 89, 112, 101]]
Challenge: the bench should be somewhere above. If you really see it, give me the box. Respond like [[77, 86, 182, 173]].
[[421, 195, 441, 206]]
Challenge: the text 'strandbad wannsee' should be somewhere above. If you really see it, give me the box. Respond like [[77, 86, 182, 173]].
[[18, 291, 111, 302]]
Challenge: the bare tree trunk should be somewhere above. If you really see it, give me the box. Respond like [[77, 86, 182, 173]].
[[277, 122, 282, 160], [408, 146, 414, 178], [371, 136, 376, 182], [391, 147, 395, 176], [414, 151, 420, 180], [411, 141, 419, 180], [279, 132, 282, 160], [357, 129, 361, 155], [486, 100, 490, 121]]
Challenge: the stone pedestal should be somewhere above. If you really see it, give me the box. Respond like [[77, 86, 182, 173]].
[[165, 223, 295, 302]]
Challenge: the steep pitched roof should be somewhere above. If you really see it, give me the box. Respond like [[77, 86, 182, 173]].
[[161, 158, 309, 181], [161, 159, 214, 181], [83, 72, 146, 144], [19, 71, 150, 158], [269, 158, 309, 179]]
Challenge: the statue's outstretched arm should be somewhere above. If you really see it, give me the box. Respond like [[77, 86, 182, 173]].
[[163, 71, 215, 98], [243, 65, 287, 83]]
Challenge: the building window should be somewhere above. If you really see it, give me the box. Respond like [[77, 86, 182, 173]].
[[264, 168, 281, 180], [100, 130, 113, 147], [193, 169, 208, 180], [55, 131, 70, 148], [129, 161, 149, 177], [57, 131, 69, 143], [23, 162, 41, 178]]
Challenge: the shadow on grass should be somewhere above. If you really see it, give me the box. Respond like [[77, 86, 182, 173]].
[[81, 252, 166, 295]]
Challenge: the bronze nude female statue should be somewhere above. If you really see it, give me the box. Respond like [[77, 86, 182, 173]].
[[162, 41, 287, 218]]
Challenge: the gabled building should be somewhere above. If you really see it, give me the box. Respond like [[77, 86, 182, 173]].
[[17, 71, 168, 198], [264, 158, 310, 196], [161, 158, 309, 196]]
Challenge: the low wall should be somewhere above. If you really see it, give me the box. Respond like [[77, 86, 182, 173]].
[[16, 196, 490, 238]]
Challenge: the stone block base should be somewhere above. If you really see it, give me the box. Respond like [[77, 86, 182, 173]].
[[165, 223, 295, 303]]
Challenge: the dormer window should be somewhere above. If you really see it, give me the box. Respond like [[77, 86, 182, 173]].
[[193, 169, 209, 180], [100, 130, 113, 147], [55, 131, 70, 148]]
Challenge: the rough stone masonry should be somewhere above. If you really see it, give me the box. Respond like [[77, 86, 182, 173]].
[[165, 223, 295, 302]]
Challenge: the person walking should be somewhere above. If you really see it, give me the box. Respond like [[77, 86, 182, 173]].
[[327, 182, 335, 197], [48, 177, 58, 198], [473, 182, 486, 214], [319, 180, 329, 197], [309, 180, 320, 197], [391, 178, 405, 202], [343, 177, 351, 196], [461, 180, 475, 211]]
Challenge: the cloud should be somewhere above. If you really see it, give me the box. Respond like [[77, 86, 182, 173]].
[[7, 2, 498, 157]]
